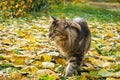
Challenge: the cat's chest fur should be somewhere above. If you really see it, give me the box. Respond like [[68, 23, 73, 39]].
[[55, 40, 70, 57], [54, 26, 78, 58]]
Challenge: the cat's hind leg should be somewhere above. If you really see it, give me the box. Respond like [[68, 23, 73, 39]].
[[65, 57, 81, 77]]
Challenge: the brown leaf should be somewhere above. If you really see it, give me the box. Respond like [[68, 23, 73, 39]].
[[56, 58, 67, 66]]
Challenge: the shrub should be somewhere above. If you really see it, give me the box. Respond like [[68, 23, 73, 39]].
[[0, 0, 50, 18], [0, 0, 84, 18]]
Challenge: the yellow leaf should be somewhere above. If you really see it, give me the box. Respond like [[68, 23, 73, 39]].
[[80, 75, 87, 80], [81, 74, 94, 80], [32, 25, 38, 29], [30, 66, 38, 74], [100, 56, 115, 61], [15, 4, 19, 8], [11, 54, 28, 65], [29, 0, 32, 3], [11, 72, 21, 79], [0, 26, 5, 30], [40, 54, 52, 62], [21, 1, 25, 5], [3, 1, 8, 5], [23, 11, 27, 16], [32, 61, 42, 68], [2, 55, 11, 61], [24, 46, 35, 50], [24, 35, 36, 43], [92, 51, 100, 56], [87, 58, 104, 67], [94, 59, 104, 67], [21, 66, 30, 74], [29, 36, 36, 43], [106, 78, 116, 80], [106, 33, 114, 38], [87, 57, 95, 64], [83, 63, 95, 70], [116, 43, 120, 49], [10, 1, 14, 5], [17, 30, 25, 37], [16, 9, 22, 16], [3, 39, 12, 45], [37, 69, 58, 78]]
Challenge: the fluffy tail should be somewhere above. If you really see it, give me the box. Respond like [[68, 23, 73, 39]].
[[73, 17, 86, 24], [73, 17, 91, 53]]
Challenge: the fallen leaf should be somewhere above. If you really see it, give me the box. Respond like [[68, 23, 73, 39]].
[[37, 69, 59, 79], [42, 62, 55, 69], [90, 70, 98, 77], [11, 72, 21, 79], [21, 66, 30, 74], [32, 61, 42, 68], [11, 54, 28, 65], [3, 39, 12, 45], [55, 65, 64, 73], [56, 58, 67, 66], [106, 78, 116, 80], [100, 56, 115, 61], [98, 69, 112, 77], [30, 66, 38, 74], [40, 54, 52, 62]]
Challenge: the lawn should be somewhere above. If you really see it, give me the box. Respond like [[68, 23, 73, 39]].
[[50, 2, 120, 23], [0, 2, 120, 80]]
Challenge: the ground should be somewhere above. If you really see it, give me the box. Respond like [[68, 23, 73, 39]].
[[0, 2, 120, 80]]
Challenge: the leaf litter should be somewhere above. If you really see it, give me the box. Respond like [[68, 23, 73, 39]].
[[0, 17, 120, 80]]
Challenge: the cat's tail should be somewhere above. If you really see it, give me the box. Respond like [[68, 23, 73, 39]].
[[73, 17, 85, 23], [73, 17, 90, 35], [73, 17, 91, 54], [73, 17, 87, 29]]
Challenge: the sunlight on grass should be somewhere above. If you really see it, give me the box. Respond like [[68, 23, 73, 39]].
[[50, 2, 120, 23]]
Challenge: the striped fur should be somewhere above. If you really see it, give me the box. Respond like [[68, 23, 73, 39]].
[[49, 17, 91, 77]]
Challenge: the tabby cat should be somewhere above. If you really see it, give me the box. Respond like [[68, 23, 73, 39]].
[[49, 16, 91, 77]]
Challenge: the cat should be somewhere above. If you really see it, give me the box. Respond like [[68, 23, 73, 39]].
[[49, 16, 91, 77]]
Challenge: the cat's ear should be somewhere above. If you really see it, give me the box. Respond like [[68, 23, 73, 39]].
[[50, 16, 56, 21], [60, 16, 66, 22], [60, 16, 68, 28]]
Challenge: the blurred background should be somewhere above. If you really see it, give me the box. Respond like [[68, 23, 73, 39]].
[[0, 0, 120, 18]]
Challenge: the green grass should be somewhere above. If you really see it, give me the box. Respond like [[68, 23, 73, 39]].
[[50, 2, 120, 23], [0, 2, 119, 24]]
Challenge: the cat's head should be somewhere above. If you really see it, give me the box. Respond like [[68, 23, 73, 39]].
[[49, 16, 69, 41]]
